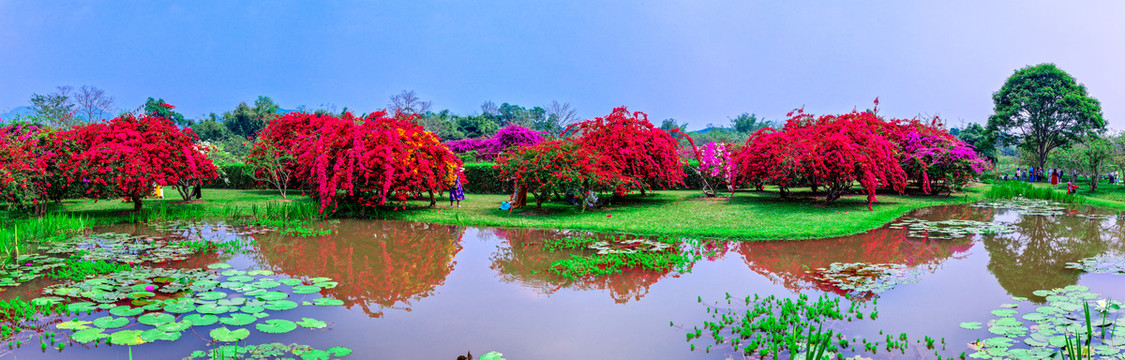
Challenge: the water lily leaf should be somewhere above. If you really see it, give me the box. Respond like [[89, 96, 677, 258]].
[[219, 313, 258, 326], [157, 321, 192, 332], [163, 300, 196, 313], [209, 327, 250, 342], [110, 330, 146, 345], [479, 351, 505, 360], [140, 328, 182, 342], [278, 278, 302, 286], [253, 280, 282, 289], [227, 275, 254, 283], [57, 320, 94, 330], [197, 304, 232, 314], [264, 300, 298, 311], [1022, 313, 1047, 322], [247, 270, 274, 276], [312, 298, 343, 306], [207, 263, 232, 269], [67, 302, 97, 313], [221, 269, 247, 276], [990, 309, 1017, 317], [93, 315, 130, 329], [295, 318, 327, 329], [257, 291, 288, 301], [313, 281, 338, 289], [292, 285, 322, 294], [184, 314, 219, 327], [218, 297, 247, 306], [197, 291, 228, 301], [240, 305, 265, 314], [31, 296, 64, 306], [256, 319, 297, 334], [138, 312, 175, 326], [960, 322, 983, 330], [70, 328, 107, 344], [327, 347, 353, 357]]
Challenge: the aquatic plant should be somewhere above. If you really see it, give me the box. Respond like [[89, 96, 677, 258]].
[[0, 254, 67, 289], [33, 262, 342, 347], [889, 218, 1014, 239], [960, 285, 1125, 359], [183, 342, 353, 360], [985, 181, 1080, 205], [542, 236, 698, 279], [973, 197, 1069, 216], [809, 262, 922, 295], [1065, 256, 1125, 274], [46, 258, 133, 281]]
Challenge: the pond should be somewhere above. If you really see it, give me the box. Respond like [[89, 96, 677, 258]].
[[2, 198, 1125, 359]]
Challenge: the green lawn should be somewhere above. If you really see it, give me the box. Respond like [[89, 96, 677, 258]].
[[3, 186, 989, 242], [383, 186, 989, 240]]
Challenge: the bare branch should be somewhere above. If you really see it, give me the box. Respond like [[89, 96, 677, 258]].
[[388, 90, 432, 115], [74, 85, 115, 123]]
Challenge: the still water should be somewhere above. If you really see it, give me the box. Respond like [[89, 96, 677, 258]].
[[3, 200, 1124, 359]]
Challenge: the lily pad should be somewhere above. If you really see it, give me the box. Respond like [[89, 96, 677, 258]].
[[256, 319, 297, 334], [138, 312, 175, 326], [312, 298, 344, 306], [296, 318, 328, 329], [209, 327, 250, 342], [93, 315, 130, 329], [183, 314, 219, 327], [110, 329, 147, 345], [219, 313, 258, 326]]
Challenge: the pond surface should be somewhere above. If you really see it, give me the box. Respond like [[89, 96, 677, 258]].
[[3, 199, 1125, 359]]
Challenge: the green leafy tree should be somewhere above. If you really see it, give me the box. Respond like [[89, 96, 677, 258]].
[[143, 97, 188, 125], [987, 63, 1105, 169], [1049, 135, 1115, 192], [956, 123, 996, 160], [659, 118, 686, 132], [223, 96, 280, 139], [190, 113, 234, 142], [30, 86, 76, 127], [730, 113, 773, 133]]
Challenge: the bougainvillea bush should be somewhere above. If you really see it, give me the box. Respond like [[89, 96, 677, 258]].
[[734, 109, 907, 209], [566, 107, 684, 194], [62, 114, 218, 211], [446, 124, 544, 161], [0, 124, 72, 215], [891, 119, 990, 193], [695, 142, 738, 196], [494, 139, 631, 209], [283, 111, 461, 214]]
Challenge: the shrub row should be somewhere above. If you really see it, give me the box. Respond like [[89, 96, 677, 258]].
[[207, 162, 706, 194]]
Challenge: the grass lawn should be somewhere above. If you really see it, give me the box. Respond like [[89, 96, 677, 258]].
[[3, 185, 989, 242], [383, 186, 989, 240]]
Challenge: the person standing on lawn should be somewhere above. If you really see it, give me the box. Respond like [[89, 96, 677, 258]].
[[450, 167, 466, 208]]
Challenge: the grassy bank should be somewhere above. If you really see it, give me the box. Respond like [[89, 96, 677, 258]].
[[987, 180, 1125, 211], [384, 187, 989, 240]]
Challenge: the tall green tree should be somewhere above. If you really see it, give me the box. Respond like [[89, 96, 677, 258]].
[[30, 86, 76, 127], [729, 112, 772, 133], [956, 123, 996, 160], [223, 96, 280, 139], [986, 63, 1105, 169], [144, 97, 188, 125]]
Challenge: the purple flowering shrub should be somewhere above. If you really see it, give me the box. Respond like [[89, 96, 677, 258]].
[[698, 142, 737, 190], [899, 129, 990, 192], [445, 124, 544, 160]]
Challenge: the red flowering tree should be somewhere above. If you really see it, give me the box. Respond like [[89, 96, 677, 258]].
[[734, 109, 907, 209], [62, 114, 218, 211], [0, 124, 78, 215], [566, 107, 684, 195], [286, 111, 461, 214], [249, 112, 334, 196], [494, 139, 631, 209]]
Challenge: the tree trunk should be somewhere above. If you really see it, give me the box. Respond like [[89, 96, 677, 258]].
[[1090, 176, 1099, 192], [428, 191, 436, 207], [133, 197, 143, 212]]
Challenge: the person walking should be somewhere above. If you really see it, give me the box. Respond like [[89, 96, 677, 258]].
[[1051, 169, 1059, 185], [449, 167, 466, 208]]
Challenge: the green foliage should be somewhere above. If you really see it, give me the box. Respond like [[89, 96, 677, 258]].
[[211, 164, 265, 189], [542, 236, 699, 279], [223, 96, 280, 139], [30, 87, 76, 127], [144, 97, 188, 125], [985, 181, 1081, 205], [1049, 135, 1116, 192], [46, 258, 133, 281], [729, 112, 773, 133], [462, 163, 506, 194], [987, 63, 1106, 168], [956, 123, 996, 160]]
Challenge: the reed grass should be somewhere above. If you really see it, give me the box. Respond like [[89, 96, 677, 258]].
[[985, 181, 1081, 204]]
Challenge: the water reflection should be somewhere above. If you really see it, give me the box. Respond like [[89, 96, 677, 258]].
[[487, 228, 689, 303], [737, 205, 987, 296], [253, 220, 464, 317], [983, 208, 1120, 300]]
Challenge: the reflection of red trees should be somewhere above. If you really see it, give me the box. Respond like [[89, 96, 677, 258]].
[[488, 228, 688, 304], [253, 220, 463, 317], [739, 205, 988, 295]]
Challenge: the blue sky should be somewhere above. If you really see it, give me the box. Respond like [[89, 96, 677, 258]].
[[1, 0, 1122, 130]]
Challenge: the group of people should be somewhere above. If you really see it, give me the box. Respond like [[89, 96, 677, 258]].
[[1005, 167, 1078, 185]]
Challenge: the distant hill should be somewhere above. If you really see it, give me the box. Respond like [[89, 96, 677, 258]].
[[0, 106, 34, 122]]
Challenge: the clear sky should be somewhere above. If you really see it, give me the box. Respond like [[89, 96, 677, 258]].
[[1, 0, 1122, 130]]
